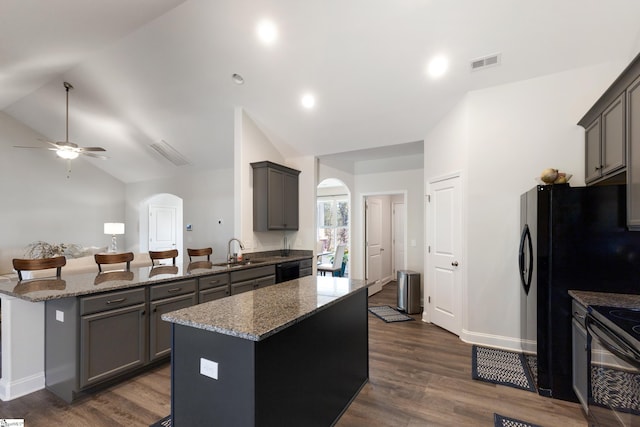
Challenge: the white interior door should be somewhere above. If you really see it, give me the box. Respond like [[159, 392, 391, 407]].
[[365, 198, 382, 293], [427, 175, 462, 335], [149, 205, 177, 252], [392, 202, 405, 277]]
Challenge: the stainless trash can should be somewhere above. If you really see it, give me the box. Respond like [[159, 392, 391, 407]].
[[397, 270, 421, 314]]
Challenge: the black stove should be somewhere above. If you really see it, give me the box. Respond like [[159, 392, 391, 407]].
[[589, 305, 640, 359]]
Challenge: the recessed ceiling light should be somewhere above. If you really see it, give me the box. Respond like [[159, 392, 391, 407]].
[[301, 93, 315, 109], [427, 55, 448, 79], [232, 73, 244, 85], [256, 19, 278, 45]]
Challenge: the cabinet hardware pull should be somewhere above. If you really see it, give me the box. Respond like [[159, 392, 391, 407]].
[[167, 287, 181, 293], [106, 298, 126, 304], [141, 310, 145, 316], [209, 280, 219, 285]]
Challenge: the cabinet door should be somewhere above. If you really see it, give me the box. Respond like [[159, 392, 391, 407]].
[[585, 117, 602, 184], [150, 293, 197, 361], [268, 168, 285, 229], [602, 93, 626, 176], [628, 75, 640, 230], [283, 172, 299, 230], [80, 303, 146, 388], [199, 286, 230, 303], [255, 275, 276, 289], [571, 318, 588, 413]]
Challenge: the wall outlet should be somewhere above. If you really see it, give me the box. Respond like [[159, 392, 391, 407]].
[[200, 358, 218, 380], [56, 310, 64, 322]]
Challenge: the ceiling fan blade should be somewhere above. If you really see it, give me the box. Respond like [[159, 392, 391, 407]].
[[82, 152, 109, 159], [37, 138, 65, 149], [79, 147, 106, 152], [13, 145, 51, 150]]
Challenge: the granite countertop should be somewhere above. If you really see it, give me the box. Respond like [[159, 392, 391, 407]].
[[0, 252, 313, 302], [569, 290, 640, 309], [161, 275, 368, 342]]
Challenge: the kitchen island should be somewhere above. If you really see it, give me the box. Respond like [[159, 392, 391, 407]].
[[162, 275, 369, 427], [0, 251, 313, 401]]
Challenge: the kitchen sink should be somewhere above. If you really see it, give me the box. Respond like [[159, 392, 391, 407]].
[[212, 260, 267, 268]]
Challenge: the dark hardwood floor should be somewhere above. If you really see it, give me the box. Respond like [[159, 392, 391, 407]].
[[0, 282, 587, 426]]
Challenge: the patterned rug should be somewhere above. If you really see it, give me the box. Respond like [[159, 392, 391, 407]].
[[472, 345, 536, 392], [149, 415, 171, 427], [368, 305, 415, 323], [591, 364, 640, 415], [494, 413, 542, 427]]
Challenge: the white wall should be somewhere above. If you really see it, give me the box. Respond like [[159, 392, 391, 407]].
[[234, 108, 315, 253], [124, 167, 234, 263], [424, 61, 629, 349], [352, 157, 424, 282], [0, 112, 125, 250]]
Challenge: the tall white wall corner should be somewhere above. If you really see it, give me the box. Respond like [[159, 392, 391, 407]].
[[0, 295, 45, 401]]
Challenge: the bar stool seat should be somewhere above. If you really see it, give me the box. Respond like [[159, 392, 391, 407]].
[[149, 249, 179, 266]]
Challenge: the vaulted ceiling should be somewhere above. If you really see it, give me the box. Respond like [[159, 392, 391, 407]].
[[3, 0, 640, 183]]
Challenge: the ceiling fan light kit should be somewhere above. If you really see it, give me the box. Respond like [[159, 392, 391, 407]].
[[13, 81, 108, 175]]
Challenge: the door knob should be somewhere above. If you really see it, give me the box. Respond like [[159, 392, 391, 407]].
[[451, 261, 459, 267]]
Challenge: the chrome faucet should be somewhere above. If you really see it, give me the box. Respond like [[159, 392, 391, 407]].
[[227, 238, 245, 263]]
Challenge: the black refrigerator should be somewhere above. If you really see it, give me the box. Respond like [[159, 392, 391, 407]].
[[519, 184, 640, 402]]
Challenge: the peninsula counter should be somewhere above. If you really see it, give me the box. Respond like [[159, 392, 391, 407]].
[[162, 275, 369, 427]]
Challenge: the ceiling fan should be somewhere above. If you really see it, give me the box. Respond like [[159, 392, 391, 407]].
[[14, 81, 108, 161]]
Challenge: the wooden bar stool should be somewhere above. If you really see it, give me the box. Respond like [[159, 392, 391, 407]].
[[12, 256, 66, 280], [187, 247, 212, 262], [149, 249, 179, 266], [94, 252, 134, 272]]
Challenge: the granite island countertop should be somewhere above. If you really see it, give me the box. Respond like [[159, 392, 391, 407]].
[[0, 252, 313, 302], [162, 275, 368, 341], [569, 290, 640, 309]]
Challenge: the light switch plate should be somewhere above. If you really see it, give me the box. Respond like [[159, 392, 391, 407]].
[[200, 358, 218, 380], [55, 310, 64, 322]]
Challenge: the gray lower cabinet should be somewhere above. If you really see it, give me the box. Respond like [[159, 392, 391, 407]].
[[571, 299, 588, 414], [149, 279, 196, 361], [198, 272, 230, 303], [299, 258, 313, 277], [230, 265, 276, 295]]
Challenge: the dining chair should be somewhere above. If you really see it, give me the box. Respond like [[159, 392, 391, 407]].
[[149, 249, 179, 266], [317, 245, 345, 277], [187, 247, 212, 262], [12, 256, 66, 280], [94, 252, 134, 273]]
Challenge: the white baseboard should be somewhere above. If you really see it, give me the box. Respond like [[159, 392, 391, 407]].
[[0, 372, 45, 401], [459, 329, 525, 353]]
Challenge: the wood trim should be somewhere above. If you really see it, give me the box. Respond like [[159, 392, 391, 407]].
[[13, 256, 66, 280]]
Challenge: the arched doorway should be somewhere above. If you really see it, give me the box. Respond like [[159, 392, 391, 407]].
[[139, 193, 184, 264], [317, 179, 350, 277]]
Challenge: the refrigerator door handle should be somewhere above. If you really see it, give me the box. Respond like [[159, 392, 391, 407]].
[[518, 224, 533, 295]]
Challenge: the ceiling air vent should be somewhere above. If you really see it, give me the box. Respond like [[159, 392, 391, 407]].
[[149, 140, 190, 166], [470, 53, 501, 71]]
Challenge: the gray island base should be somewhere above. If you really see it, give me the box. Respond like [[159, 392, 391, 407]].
[[163, 276, 369, 426]]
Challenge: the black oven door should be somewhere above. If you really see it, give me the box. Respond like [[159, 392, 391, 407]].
[[586, 314, 640, 426]]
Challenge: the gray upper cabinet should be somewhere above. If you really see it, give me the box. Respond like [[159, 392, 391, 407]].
[[583, 94, 625, 185], [627, 75, 640, 230], [579, 51, 640, 229], [251, 161, 300, 231]]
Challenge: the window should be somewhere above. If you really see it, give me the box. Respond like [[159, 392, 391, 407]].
[[317, 196, 349, 253]]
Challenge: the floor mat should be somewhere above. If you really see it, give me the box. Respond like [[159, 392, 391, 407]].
[[472, 345, 536, 392], [368, 305, 415, 323]]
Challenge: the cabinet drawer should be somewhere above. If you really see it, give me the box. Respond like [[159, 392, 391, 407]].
[[199, 273, 230, 291], [256, 275, 275, 288], [150, 279, 196, 301], [199, 286, 230, 303], [80, 288, 146, 316], [230, 265, 276, 282], [231, 280, 255, 295], [299, 258, 313, 269]]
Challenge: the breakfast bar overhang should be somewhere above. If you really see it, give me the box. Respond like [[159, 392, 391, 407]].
[[162, 276, 369, 427]]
